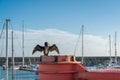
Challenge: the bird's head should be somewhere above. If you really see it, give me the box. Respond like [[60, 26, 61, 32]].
[[44, 42, 49, 46]]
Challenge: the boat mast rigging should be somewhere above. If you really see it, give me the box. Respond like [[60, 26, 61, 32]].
[[12, 30, 14, 80], [114, 32, 117, 63], [81, 25, 84, 64], [74, 25, 84, 64], [22, 21, 25, 66], [0, 23, 5, 57], [6, 19, 10, 80], [109, 35, 112, 62]]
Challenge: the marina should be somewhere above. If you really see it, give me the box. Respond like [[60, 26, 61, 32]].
[[0, 19, 39, 80], [0, 66, 38, 80], [1, 56, 120, 80], [1, 0, 120, 80]]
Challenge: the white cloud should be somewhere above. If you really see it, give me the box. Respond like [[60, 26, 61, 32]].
[[0, 29, 118, 57]]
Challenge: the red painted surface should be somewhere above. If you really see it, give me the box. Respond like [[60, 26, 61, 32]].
[[78, 71, 120, 80], [38, 55, 120, 80]]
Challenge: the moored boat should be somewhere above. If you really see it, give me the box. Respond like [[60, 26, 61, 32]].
[[2, 62, 22, 70]]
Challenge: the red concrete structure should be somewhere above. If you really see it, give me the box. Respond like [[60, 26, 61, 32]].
[[38, 55, 120, 80]]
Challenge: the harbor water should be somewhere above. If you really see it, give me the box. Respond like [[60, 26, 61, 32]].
[[0, 66, 38, 80]]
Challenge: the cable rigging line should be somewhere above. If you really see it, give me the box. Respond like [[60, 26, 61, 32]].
[[10, 22, 14, 31], [9, 22, 23, 57], [13, 31, 23, 57], [74, 26, 82, 56], [0, 31, 5, 57], [0, 22, 5, 57], [0, 23, 5, 40]]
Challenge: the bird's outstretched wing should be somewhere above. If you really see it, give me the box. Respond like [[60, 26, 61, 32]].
[[32, 44, 44, 55], [49, 44, 60, 54]]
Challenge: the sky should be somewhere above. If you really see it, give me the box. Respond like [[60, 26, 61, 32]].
[[0, 0, 120, 57]]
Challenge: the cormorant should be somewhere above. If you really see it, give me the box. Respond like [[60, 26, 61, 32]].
[[32, 42, 60, 56]]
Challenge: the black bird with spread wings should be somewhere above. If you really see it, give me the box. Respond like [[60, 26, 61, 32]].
[[32, 42, 60, 56]]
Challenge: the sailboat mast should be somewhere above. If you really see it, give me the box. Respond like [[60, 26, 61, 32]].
[[109, 35, 112, 62], [115, 32, 117, 63], [22, 21, 24, 66], [6, 19, 10, 80], [81, 25, 84, 64], [12, 31, 14, 80]]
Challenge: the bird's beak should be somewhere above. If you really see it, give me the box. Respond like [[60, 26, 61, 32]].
[[32, 50, 35, 55]]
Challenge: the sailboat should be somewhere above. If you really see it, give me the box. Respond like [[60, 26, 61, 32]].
[[19, 21, 28, 69], [19, 21, 37, 71], [2, 28, 22, 70], [19, 21, 38, 71], [1, 19, 23, 71], [106, 32, 120, 69]]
